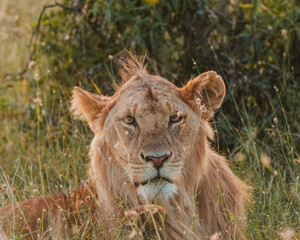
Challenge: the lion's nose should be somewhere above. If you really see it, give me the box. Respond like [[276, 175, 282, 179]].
[[141, 153, 171, 169]]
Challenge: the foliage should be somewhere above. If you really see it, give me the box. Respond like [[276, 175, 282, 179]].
[[36, 0, 300, 148], [0, 0, 299, 239]]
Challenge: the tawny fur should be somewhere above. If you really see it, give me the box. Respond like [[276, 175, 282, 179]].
[[0, 52, 250, 239], [0, 180, 97, 239]]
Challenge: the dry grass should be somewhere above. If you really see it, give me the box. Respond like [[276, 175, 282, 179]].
[[0, 0, 51, 76]]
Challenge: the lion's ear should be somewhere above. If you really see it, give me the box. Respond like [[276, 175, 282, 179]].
[[71, 87, 110, 132], [180, 71, 226, 120]]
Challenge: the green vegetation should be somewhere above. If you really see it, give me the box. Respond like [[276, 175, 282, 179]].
[[0, 0, 299, 239]]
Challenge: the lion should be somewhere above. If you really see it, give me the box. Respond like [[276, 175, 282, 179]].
[[71, 52, 251, 239], [0, 52, 250, 239]]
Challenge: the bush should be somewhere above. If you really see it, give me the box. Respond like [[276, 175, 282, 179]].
[[35, 0, 299, 159]]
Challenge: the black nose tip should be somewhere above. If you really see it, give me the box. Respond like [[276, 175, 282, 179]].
[[141, 153, 170, 169]]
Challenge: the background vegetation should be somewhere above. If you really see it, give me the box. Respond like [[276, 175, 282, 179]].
[[0, 0, 299, 239]]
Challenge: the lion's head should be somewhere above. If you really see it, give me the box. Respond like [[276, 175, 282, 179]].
[[71, 52, 249, 239]]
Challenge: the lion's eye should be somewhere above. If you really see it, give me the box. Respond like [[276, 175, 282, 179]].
[[170, 114, 183, 124], [124, 116, 136, 125]]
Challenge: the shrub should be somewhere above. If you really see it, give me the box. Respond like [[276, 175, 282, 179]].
[[35, 0, 299, 152]]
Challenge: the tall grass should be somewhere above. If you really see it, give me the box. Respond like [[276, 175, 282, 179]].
[[0, 0, 299, 239]]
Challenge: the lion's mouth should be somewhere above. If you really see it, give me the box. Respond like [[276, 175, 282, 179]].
[[136, 176, 173, 186]]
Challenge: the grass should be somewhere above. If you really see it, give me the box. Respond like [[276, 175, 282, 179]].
[[0, 0, 299, 239]]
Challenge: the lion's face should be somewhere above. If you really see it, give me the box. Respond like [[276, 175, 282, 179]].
[[71, 58, 225, 202], [102, 76, 202, 199]]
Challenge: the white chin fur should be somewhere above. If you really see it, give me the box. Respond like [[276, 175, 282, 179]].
[[137, 180, 177, 200]]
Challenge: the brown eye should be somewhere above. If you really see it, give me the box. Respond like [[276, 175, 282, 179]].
[[124, 116, 136, 125], [170, 114, 183, 123]]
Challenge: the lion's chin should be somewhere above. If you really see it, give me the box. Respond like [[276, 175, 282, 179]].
[[136, 179, 177, 200]]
